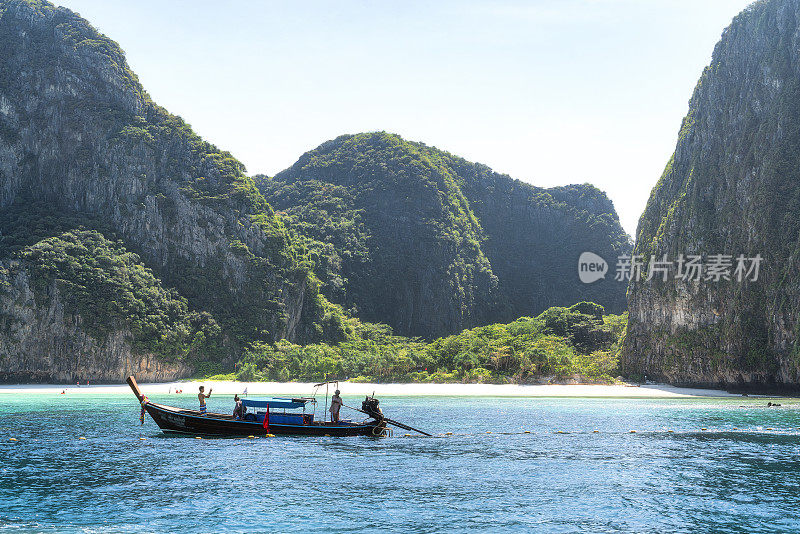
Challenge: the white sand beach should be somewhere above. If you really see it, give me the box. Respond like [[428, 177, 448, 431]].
[[0, 380, 746, 398]]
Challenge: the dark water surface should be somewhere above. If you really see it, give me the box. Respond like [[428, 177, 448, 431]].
[[1, 393, 800, 533]]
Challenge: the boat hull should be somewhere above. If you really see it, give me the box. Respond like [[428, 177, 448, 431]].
[[144, 402, 386, 437]]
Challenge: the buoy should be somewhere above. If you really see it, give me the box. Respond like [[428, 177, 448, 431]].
[[523, 431, 531, 434], [78, 437, 86, 440], [9, 437, 17, 442], [701, 428, 707, 431], [247, 435, 255, 439], [486, 431, 492, 434], [324, 434, 330, 437], [195, 436, 202, 440], [592, 430, 599, 433], [556, 430, 566, 434], [404, 433, 411, 437], [667, 430, 674, 433], [266, 434, 275, 437], [139, 437, 147, 440], [446, 432, 453, 435], [630, 430, 636, 433], [767, 427, 774, 431]]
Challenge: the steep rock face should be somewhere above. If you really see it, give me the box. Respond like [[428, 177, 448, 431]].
[[0, 264, 190, 383], [260, 132, 630, 338], [452, 163, 630, 322], [264, 133, 498, 338], [623, 0, 800, 389], [0, 0, 339, 357]]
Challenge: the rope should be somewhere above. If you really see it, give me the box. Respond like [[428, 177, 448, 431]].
[[139, 396, 149, 425]]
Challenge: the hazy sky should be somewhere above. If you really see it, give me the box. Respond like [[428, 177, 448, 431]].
[[54, 0, 754, 236]]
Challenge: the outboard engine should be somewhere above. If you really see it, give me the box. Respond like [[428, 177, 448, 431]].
[[361, 396, 383, 420]]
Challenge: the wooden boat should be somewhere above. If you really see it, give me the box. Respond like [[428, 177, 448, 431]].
[[127, 376, 387, 437]]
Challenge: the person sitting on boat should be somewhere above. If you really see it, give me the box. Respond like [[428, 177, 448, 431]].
[[198, 385, 212, 414], [330, 389, 343, 423], [232, 394, 246, 420]]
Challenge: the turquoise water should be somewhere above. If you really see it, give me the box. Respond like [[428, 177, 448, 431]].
[[1, 393, 800, 533]]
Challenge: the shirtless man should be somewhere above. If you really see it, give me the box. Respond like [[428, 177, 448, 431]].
[[198, 385, 212, 414], [329, 389, 343, 423]]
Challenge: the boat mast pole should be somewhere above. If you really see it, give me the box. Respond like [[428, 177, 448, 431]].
[[312, 384, 319, 422], [324, 375, 329, 423]]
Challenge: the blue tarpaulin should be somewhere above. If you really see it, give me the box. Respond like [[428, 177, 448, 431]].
[[242, 399, 306, 409]]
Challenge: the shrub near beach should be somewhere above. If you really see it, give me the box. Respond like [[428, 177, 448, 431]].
[[231, 302, 626, 384]]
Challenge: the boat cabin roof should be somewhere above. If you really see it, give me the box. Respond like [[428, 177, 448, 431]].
[[242, 398, 308, 410]]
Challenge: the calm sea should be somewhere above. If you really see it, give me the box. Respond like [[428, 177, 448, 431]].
[[1, 393, 799, 533]]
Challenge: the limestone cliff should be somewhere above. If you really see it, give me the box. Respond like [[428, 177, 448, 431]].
[[0, 233, 197, 383], [623, 0, 800, 389], [453, 164, 630, 322], [260, 132, 630, 338], [262, 133, 499, 338], [0, 270, 190, 383], [0, 0, 345, 381]]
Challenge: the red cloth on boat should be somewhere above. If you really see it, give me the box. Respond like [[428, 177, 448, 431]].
[[262, 403, 270, 433]]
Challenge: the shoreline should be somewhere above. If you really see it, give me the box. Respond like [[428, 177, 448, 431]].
[[0, 381, 749, 398]]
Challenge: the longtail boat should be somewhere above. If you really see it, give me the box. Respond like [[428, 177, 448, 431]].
[[127, 376, 388, 437]]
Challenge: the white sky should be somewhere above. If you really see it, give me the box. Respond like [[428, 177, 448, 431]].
[[54, 0, 755, 236]]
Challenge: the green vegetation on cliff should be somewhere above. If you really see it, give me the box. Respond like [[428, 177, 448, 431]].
[[231, 302, 626, 384], [434, 151, 631, 323], [260, 132, 498, 338], [260, 132, 630, 339], [15, 229, 222, 360], [0, 0, 347, 359]]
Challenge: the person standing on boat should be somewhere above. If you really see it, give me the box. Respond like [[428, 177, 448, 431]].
[[329, 389, 343, 423], [232, 394, 245, 420], [198, 385, 212, 414]]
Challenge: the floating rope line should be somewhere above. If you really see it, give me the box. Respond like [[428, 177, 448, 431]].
[[101, 427, 800, 442], [429, 428, 800, 437]]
